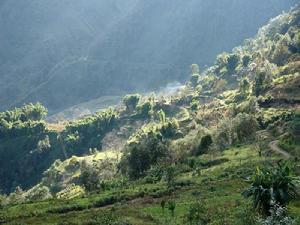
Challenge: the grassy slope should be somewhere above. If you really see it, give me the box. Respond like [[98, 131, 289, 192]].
[[2, 145, 299, 225]]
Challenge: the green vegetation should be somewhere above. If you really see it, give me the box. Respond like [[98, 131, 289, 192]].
[[243, 162, 298, 215], [123, 94, 141, 112], [62, 108, 118, 155]]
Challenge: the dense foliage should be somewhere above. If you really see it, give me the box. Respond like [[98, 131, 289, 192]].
[[243, 162, 298, 215]]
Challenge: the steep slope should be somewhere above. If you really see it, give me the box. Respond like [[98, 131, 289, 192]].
[[0, 0, 297, 113]]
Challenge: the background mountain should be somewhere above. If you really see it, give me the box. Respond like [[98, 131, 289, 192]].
[[0, 0, 298, 113]]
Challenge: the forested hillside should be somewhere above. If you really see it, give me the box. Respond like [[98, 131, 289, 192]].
[[0, 5, 299, 224], [0, 0, 297, 113]]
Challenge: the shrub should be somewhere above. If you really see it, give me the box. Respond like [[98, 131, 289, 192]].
[[234, 203, 259, 225], [239, 78, 250, 96], [184, 201, 210, 225], [25, 185, 52, 201], [160, 118, 179, 139], [258, 204, 295, 225], [196, 134, 213, 155], [137, 101, 152, 118], [167, 200, 176, 217], [123, 94, 141, 112], [80, 165, 100, 192], [213, 78, 228, 93], [190, 64, 200, 75], [144, 165, 164, 183], [253, 70, 272, 97], [86, 211, 117, 225], [190, 74, 200, 88], [242, 54, 252, 67], [232, 113, 258, 143], [62, 109, 117, 155], [120, 126, 169, 178], [164, 165, 176, 188], [213, 118, 235, 150], [243, 162, 298, 215], [190, 99, 199, 111], [237, 97, 258, 114], [226, 54, 240, 71]]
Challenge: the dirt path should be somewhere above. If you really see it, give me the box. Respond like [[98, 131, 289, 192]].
[[268, 140, 292, 159]]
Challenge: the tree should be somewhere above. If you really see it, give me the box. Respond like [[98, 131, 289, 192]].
[[196, 134, 213, 155], [242, 54, 252, 67], [190, 99, 199, 111], [190, 74, 200, 88], [252, 70, 271, 97], [160, 119, 179, 139], [120, 126, 169, 178], [233, 113, 258, 143], [243, 162, 298, 215], [239, 77, 250, 96], [21, 103, 48, 121], [190, 64, 200, 88], [123, 94, 141, 112], [161, 199, 166, 214], [190, 64, 200, 75], [184, 201, 209, 225], [165, 165, 176, 188], [226, 54, 240, 71], [213, 78, 227, 92], [80, 161, 100, 191], [137, 101, 152, 118], [167, 200, 176, 217], [26, 185, 52, 201]]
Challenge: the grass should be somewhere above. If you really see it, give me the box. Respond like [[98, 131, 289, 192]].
[[1, 145, 299, 225]]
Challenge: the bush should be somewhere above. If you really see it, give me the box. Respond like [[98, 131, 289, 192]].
[[243, 162, 298, 215], [184, 201, 210, 225], [253, 70, 272, 97], [213, 118, 235, 150], [190, 74, 200, 88], [160, 118, 179, 139], [62, 109, 117, 155], [226, 54, 240, 71], [144, 165, 164, 183], [242, 54, 252, 67], [123, 94, 141, 112], [80, 165, 100, 192], [232, 113, 258, 143], [234, 203, 259, 225], [25, 185, 52, 201], [137, 101, 152, 118], [164, 165, 176, 188], [258, 204, 295, 225], [83, 211, 116, 225], [120, 125, 169, 178], [196, 134, 213, 155], [190, 99, 199, 111]]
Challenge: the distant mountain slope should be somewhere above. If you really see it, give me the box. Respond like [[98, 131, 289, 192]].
[[0, 0, 297, 113]]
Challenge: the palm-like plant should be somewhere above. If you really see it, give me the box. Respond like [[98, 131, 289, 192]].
[[243, 162, 298, 215]]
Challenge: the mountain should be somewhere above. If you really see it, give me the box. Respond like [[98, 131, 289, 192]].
[[0, 0, 298, 113]]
